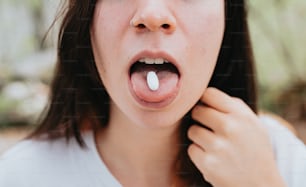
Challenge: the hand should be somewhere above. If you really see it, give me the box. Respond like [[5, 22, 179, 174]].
[[187, 87, 287, 187]]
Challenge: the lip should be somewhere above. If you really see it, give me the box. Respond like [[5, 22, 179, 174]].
[[128, 50, 182, 109]]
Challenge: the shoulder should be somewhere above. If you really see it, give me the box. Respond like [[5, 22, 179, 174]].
[[259, 114, 306, 187], [0, 132, 93, 187], [0, 135, 77, 164]]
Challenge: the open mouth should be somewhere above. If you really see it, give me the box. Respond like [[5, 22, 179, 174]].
[[129, 58, 180, 77], [129, 57, 181, 107]]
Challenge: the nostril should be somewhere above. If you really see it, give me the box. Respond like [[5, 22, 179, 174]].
[[136, 24, 146, 29], [161, 24, 170, 29]]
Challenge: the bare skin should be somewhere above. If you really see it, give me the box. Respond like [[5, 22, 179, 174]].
[[91, 0, 287, 186], [95, 88, 287, 187], [92, 0, 224, 185], [95, 103, 182, 187], [188, 88, 287, 187]]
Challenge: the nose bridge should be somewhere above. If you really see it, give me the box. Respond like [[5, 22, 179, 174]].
[[132, 0, 176, 32]]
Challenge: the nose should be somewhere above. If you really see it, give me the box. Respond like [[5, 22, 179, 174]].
[[130, 1, 176, 34]]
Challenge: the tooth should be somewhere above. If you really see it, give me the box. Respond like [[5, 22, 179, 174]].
[[139, 58, 145, 63], [147, 71, 159, 91], [145, 58, 154, 64], [155, 58, 164, 64]]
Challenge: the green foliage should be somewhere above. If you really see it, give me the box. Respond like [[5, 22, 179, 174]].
[[0, 94, 19, 128], [248, 0, 306, 115]]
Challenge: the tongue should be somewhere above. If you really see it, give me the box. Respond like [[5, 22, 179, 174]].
[[131, 70, 179, 103]]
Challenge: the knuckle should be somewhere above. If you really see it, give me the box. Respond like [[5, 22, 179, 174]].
[[232, 97, 252, 114], [211, 139, 226, 152], [222, 118, 236, 135], [202, 154, 218, 169], [232, 97, 244, 104]]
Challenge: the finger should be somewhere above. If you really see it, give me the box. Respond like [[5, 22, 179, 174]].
[[187, 144, 210, 177], [192, 104, 227, 133], [188, 125, 217, 152], [200, 87, 235, 113]]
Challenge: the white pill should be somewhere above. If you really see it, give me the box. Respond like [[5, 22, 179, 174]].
[[147, 71, 159, 91]]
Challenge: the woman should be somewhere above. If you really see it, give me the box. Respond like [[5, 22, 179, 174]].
[[1, 0, 305, 186]]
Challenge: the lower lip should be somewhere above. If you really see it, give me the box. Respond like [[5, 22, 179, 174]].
[[128, 76, 181, 109]]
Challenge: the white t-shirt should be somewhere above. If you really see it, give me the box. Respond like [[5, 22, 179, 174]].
[[0, 117, 306, 187]]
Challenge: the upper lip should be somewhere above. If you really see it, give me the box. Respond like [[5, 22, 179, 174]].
[[129, 50, 181, 75]]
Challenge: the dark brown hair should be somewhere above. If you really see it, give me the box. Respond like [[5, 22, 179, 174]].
[[30, 0, 257, 186]]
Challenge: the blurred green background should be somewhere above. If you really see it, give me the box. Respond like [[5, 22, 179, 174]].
[[248, 0, 306, 122], [0, 0, 305, 130]]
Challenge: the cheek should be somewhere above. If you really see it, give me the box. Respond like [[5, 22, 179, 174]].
[[91, 7, 126, 82], [91, 3, 128, 59], [192, 12, 224, 52], [191, 14, 224, 72], [183, 17, 224, 98]]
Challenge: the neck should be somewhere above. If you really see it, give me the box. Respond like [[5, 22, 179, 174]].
[[95, 104, 183, 186]]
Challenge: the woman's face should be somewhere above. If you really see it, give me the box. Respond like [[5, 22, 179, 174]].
[[91, 0, 225, 128]]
